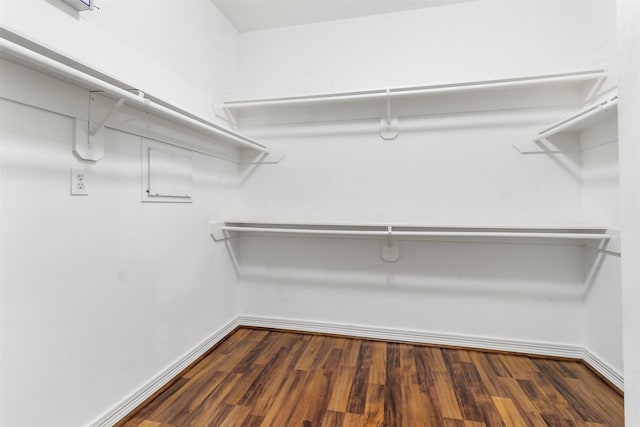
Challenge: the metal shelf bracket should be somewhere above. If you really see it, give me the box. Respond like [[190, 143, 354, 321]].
[[210, 221, 231, 241], [381, 226, 400, 262], [74, 93, 128, 161], [380, 89, 398, 140]]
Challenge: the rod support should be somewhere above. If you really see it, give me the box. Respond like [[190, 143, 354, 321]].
[[380, 89, 399, 140]]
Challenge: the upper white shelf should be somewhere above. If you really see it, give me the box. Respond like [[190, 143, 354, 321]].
[[223, 70, 607, 127], [0, 32, 269, 155]]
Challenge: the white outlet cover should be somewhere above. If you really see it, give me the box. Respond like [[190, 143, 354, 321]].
[[70, 168, 89, 196]]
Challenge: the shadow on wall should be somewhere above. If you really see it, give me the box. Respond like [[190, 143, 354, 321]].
[[227, 235, 595, 301], [44, 0, 83, 19]]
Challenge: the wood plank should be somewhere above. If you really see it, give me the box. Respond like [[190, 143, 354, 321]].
[[432, 371, 464, 420], [383, 367, 403, 426], [221, 405, 252, 427], [363, 383, 384, 426], [499, 354, 540, 380], [346, 341, 373, 414], [342, 338, 362, 367], [148, 370, 228, 424], [497, 377, 550, 426], [517, 377, 577, 422], [295, 335, 326, 371], [286, 369, 331, 425], [248, 337, 309, 416], [442, 350, 483, 422], [327, 366, 356, 413], [469, 352, 510, 397], [321, 410, 345, 427], [180, 373, 244, 425], [491, 396, 528, 427], [368, 341, 387, 385], [258, 369, 307, 427], [402, 383, 432, 427]]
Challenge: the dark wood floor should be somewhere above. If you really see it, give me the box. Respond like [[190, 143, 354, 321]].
[[119, 328, 623, 427]]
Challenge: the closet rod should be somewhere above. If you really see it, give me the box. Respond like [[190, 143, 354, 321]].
[[0, 38, 269, 153], [224, 70, 606, 108], [221, 226, 610, 240], [535, 95, 618, 140]]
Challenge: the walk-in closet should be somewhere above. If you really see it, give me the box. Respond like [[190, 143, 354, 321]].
[[0, 1, 638, 426]]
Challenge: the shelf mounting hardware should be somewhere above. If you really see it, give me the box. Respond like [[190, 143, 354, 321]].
[[380, 89, 399, 140], [90, 95, 125, 136], [381, 226, 400, 262], [74, 92, 131, 161]]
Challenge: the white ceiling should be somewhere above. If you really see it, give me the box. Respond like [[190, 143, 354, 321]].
[[212, 0, 473, 32]]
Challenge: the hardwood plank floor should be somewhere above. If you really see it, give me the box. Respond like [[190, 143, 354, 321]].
[[119, 328, 623, 427]]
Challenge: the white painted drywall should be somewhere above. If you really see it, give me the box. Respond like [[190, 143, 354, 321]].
[[0, 0, 239, 121], [233, 0, 617, 99], [581, 116, 623, 378], [238, 236, 585, 346], [0, 1, 243, 425], [238, 114, 583, 224], [617, 0, 640, 423]]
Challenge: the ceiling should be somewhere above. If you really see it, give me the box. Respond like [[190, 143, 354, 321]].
[[212, 0, 473, 32]]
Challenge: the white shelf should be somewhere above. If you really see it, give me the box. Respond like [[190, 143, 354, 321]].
[[513, 93, 618, 154], [210, 220, 618, 262], [212, 220, 612, 239], [0, 32, 269, 155], [223, 71, 607, 127], [535, 94, 618, 139]]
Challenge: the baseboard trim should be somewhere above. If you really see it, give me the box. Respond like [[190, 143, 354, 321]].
[[89, 317, 241, 427], [583, 347, 624, 393], [238, 315, 584, 360]]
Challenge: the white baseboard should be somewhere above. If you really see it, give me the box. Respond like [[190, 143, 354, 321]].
[[89, 317, 241, 427], [238, 315, 584, 359], [583, 347, 624, 392]]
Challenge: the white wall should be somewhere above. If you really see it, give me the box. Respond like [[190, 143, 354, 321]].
[[617, 0, 640, 423], [239, 236, 585, 346], [0, 1, 243, 426], [581, 116, 623, 378], [234, 0, 617, 99], [233, 0, 619, 360], [238, 114, 584, 224]]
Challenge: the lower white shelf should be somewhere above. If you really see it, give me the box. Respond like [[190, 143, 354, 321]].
[[210, 221, 619, 262]]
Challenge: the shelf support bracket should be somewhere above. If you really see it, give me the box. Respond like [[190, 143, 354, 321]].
[[380, 89, 399, 140], [74, 93, 127, 161], [586, 229, 621, 254], [210, 221, 233, 241], [90, 96, 125, 137], [381, 226, 400, 262]]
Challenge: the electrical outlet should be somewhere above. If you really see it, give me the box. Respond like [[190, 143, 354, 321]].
[[71, 168, 89, 196]]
